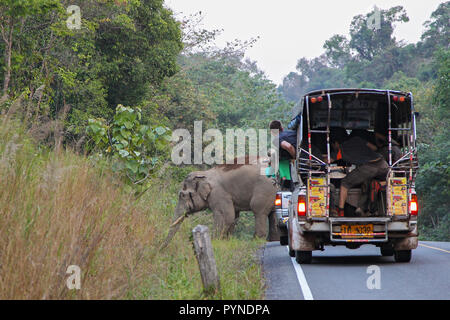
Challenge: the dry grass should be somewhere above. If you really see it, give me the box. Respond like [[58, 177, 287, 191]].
[[0, 116, 265, 300], [0, 118, 158, 299]]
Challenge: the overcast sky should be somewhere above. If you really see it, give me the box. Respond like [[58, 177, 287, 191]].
[[165, 0, 445, 85]]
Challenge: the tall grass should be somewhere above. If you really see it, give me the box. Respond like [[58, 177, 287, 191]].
[[0, 116, 265, 300], [0, 118, 158, 299]]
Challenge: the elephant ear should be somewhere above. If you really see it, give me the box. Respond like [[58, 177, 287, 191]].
[[195, 177, 211, 201]]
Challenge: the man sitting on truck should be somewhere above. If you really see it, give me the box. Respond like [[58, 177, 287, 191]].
[[329, 130, 389, 217], [269, 120, 297, 190]]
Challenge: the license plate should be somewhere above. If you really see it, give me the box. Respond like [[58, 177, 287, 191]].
[[340, 224, 373, 238]]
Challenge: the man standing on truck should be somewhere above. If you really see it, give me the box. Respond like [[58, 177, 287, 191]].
[[269, 120, 297, 190], [329, 130, 389, 216]]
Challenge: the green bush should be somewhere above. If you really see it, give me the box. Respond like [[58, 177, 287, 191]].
[[86, 105, 171, 188]]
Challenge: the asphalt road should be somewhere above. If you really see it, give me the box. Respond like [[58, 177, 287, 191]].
[[263, 241, 450, 300]]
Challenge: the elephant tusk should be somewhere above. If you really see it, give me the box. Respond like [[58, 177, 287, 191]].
[[170, 214, 186, 228], [159, 215, 187, 251]]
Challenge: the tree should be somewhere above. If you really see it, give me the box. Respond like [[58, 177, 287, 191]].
[[95, 0, 183, 108], [415, 49, 450, 240], [0, 0, 184, 144], [180, 52, 291, 130], [349, 6, 409, 61], [145, 71, 216, 132], [0, 0, 60, 97], [86, 105, 171, 188], [432, 49, 449, 121], [421, 1, 450, 54], [323, 34, 352, 68], [174, 13, 290, 131], [278, 72, 306, 103], [384, 71, 421, 91]]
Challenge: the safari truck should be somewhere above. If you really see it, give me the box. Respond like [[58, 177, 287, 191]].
[[287, 88, 419, 264]]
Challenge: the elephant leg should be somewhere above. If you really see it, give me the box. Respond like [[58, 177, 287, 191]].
[[250, 200, 274, 239], [267, 210, 281, 241], [212, 210, 225, 238], [227, 210, 240, 235], [210, 198, 236, 239]]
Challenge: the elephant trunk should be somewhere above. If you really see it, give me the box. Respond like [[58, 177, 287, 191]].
[[160, 202, 188, 250]]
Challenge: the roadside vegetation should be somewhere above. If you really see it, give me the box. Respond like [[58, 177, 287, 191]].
[[0, 116, 265, 299]]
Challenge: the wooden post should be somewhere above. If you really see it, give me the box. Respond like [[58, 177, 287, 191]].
[[192, 225, 220, 294]]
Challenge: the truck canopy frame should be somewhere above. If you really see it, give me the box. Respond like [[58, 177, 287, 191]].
[[294, 88, 419, 217]]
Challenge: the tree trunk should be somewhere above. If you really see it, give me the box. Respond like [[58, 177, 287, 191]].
[[2, 19, 13, 97]]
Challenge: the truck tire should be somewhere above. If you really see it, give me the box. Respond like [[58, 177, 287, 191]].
[[295, 250, 312, 264], [288, 238, 295, 257], [280, 236, 288, 246], [287, 222, 295, 257], [394, 250, 412, 263], [289, 247, 295, 257], [380, 247, 394, 256]]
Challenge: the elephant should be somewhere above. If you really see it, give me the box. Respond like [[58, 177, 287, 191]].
[[162, 160, 279, 248]]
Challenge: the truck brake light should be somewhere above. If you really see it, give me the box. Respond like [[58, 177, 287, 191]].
[[298, 195, 306, 217], [275, 194, 282, 207], [410, 194, 418, 216]]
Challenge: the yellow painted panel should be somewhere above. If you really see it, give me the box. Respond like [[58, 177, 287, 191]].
[[308, 177, 327, 216]]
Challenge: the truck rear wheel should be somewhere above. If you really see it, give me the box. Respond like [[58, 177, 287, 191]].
[[287, 238, 295, 257], [380, 245, 394, 256], [394, 250, 412, 263], [289, 248, 295, 257], [295, 250, 312, 264], [280, 236, 288, 246]]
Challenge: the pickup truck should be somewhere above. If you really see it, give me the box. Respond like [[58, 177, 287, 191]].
[[287, 88, 419, 264], [274, 191, 292, 245]]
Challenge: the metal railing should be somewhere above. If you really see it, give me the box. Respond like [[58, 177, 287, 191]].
[[296, 89, 418, 218]]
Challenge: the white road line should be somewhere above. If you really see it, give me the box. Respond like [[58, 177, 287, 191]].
[[286, 246, 314, 300]]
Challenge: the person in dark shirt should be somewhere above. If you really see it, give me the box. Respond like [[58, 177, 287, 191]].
[[349, 129, 376, 145], [269, 120, 297, 190], [269, 120, 297, 160], [330, 131, 388, 216], [349, 129, 402, 164], [375, 132, 402, 164]]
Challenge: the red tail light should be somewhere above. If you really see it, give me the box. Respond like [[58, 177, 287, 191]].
[[310, 97, 317, 104], [410, 194, 418, 216], [393, 95, 398, 102], [317, 96, 323, 102], [275, 194, 282, 207], [298, 195, 306, 217]]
